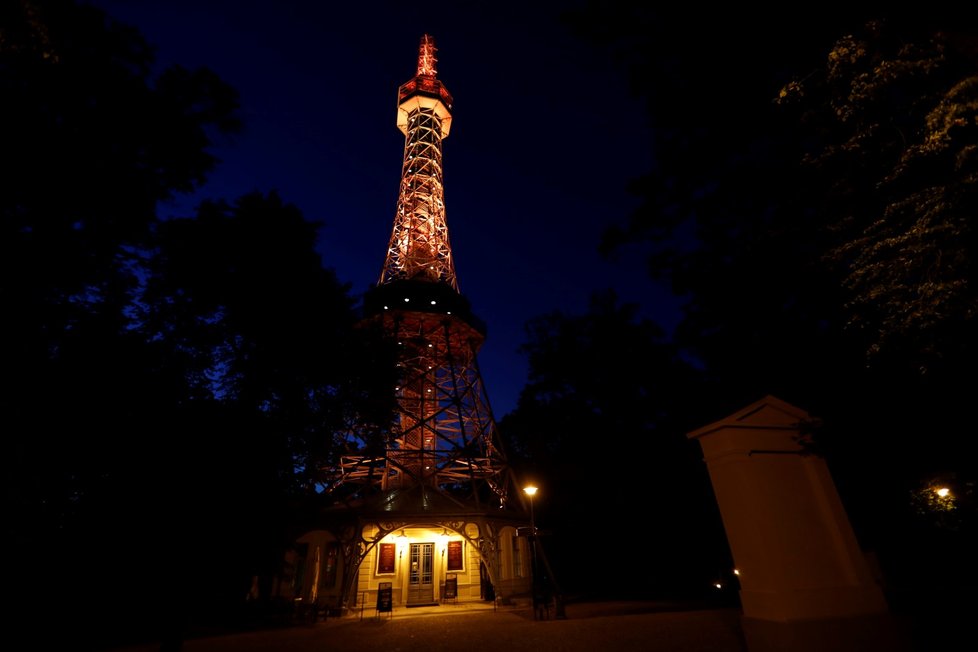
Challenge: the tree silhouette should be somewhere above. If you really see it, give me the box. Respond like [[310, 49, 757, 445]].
[[501, 290, 730, 599], [133, 191, 397, 646], [2, 2, 395, 648], [2, 4, 239, 643], [570, 4, 978, 636], [776, 19, 978, 374]]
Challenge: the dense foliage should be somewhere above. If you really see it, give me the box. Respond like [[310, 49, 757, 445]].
[[2, 2, 395, 647], [500, 291, 730, 598], [508, 4, 978, 635]]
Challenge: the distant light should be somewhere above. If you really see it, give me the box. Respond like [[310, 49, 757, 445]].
[[936, 487, 951, 498], [430, 300, 437, 305], [428, 343, 433, 348], [733, 569, 740, 576], [523, 486, 538, 497], [404, 297, 410, 302], [714, 583, 723, 590], [447, 311, 451, 315], [383, 305, 389, 310]]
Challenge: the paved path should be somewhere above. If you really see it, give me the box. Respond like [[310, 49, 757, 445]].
[[109, 601, 749, 652]]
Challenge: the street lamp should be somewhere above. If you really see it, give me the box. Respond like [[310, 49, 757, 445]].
[[521, 484, 565, 620], [523, 485, 538, 534], [523, 485, 543, 619]]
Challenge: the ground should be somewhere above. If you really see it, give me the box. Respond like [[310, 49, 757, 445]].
[[106, 600, 749, 652]]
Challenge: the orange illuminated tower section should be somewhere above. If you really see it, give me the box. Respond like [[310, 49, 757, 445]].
[[335, 35, 516, 510], [380, 33, 458, 290]]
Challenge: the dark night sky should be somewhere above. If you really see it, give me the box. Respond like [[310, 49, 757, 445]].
[[88, 0, 679, 418]]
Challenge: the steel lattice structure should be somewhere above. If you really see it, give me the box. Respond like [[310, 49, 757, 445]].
[[326, 35, 515, 510], [380, 34, 458, 290]]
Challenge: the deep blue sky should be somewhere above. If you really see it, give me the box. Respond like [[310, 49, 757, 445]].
[[90, 0, 679, 417]]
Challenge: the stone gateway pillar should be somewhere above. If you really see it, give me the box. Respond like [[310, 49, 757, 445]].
[[687, 395, 908, 652]]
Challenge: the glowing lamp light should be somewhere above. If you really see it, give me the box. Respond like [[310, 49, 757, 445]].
[[936, 487, 950, 498]]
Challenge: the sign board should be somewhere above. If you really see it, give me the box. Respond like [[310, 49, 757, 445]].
[[377, 543, 396, 574], [444, 574, 457, 599], [376, 582, 393, 613], [446, 540, 464, 571]]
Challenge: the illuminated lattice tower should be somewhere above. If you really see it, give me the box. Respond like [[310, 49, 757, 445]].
[[333, 35, 516, 511], [286, 35, 538, 615]]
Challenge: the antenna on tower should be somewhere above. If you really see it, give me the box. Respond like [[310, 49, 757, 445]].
[[417, 33, 438, 77]]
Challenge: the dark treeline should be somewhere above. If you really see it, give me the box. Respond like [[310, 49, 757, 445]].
[[499, 3, 978, 644], [2, 1, 396, 648]]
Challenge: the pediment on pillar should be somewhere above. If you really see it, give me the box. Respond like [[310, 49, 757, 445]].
[[687, 395, 817, 440]]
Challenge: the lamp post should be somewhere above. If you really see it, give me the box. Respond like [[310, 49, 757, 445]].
[[523, 485, 538, 534], [522, 484, 566, 620], [524, 485, 541, 618]]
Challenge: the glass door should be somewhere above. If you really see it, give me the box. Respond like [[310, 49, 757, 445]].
[[407, 542, 435, 604]]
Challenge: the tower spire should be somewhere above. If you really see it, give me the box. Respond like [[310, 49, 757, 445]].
[[380, 33, 457, 289], [416, 33, 437, 77]]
